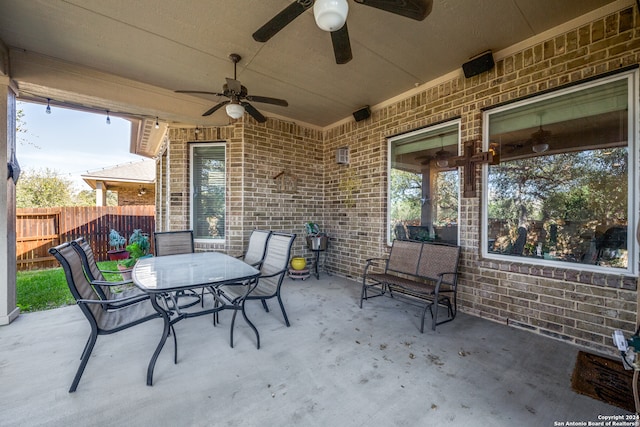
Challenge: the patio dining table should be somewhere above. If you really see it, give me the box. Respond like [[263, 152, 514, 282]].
[[132, 251, 260, 386]]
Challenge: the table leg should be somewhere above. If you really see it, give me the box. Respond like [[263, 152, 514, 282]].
[[147, 294, 171, 386]]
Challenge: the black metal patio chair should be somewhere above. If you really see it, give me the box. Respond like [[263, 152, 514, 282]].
[[70, 237, 148, 308], [49, 242, 170, 392], [154, 230, 202, 308], [238, 229, 271, 267], [216, 232, 296, 347], [153, 230, 195, 256], [244, 232, 297, 327]]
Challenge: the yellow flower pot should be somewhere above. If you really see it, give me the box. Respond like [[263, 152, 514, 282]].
[[290, 257, 307, 270]]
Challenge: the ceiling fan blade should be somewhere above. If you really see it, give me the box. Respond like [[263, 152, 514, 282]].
[[202, 100, 230, 117], [353, 0, 433, 21], [241, 102, 267, 123], [245, 95, 289, 107], [331, 23, 352, 65], [175, 90, 225, 97], [225, 78, 242, 94], [253, 1, 311, 42]]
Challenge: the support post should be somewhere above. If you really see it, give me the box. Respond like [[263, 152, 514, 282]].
[[0, 76, 19, 325]]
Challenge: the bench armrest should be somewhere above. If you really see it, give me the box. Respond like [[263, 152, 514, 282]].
[[431, 271, 459, 293], [363, 257, 388, 276]]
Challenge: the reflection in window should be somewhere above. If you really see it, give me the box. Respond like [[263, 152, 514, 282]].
[[388, 122, 460, 245], [485, 73, 634, 273], [191, 143, 225, 240]]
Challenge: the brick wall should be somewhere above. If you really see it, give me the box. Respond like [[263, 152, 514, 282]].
[[161, 4, 639, 355], [162, 122, 323, 260], [322, 4, 639, 355], [117, 187, 155, 206]]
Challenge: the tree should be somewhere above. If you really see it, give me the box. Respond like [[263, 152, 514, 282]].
[[74, 189, 118, 206], [390, 169, 422, 224], [434, 170, 459, 225], [16, 108, 40, 149], [488, 147, 628, 263], [74, 189, 96, 206], [16, 168, 75, 208]]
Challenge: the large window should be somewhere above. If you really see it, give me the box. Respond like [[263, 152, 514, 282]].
[[191, 143, 225, 241], [483, 71, 637, 275], [388, 121, 460, 245]]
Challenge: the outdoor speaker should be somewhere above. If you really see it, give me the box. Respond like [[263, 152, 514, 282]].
[[462, 51, 494, 78], [353, 106, 371, 122]]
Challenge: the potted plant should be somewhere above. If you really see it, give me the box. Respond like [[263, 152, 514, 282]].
[[117, 229, 151, 279], [107, 229, 129, 261], [305, 222, 327, 250]]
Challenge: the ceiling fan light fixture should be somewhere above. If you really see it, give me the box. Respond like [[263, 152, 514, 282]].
[[314, 0, 349, 32], [531, 125, 551, 153], [532, 142, 549, 153], [436, 158, 450, 168], [435, 149, 451, 168], [225, 102, 245, 119]]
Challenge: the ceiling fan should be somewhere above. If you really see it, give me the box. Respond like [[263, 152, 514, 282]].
[[175, 53, 288, 123], [253, 0, 433, 64]]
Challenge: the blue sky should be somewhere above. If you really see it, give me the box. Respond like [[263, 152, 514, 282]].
[[17, 101, 146, 191]]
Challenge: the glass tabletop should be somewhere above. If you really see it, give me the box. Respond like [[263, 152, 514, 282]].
[[132, 252, 260, 293]]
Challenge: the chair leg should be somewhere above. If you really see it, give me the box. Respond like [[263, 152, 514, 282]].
[[420, 304, 430, 334], [449, 294, 457, 319], [359, 279, 367, 308], [171, 325, 178, 364], [212, 289, 219, 326], [261, 299, 269, 312], [79, 336, 92, 361], [229, 309, 238, 348], [276, 294, 290, 327], [241, 303, 261, 349], [361, 281, 387, 308], [70, 331, 97, 393]]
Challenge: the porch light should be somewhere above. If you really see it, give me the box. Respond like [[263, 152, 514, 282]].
[[45, 98, 51, 114], [314, 0, 349, 32], [225, 102, 245, 119]]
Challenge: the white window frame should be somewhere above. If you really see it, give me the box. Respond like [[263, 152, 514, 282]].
[[190, 141, 226, 243], [387, 119, 462, 246], [481, 70, 639, 276]]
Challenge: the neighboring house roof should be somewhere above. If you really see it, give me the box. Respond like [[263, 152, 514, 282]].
[[81, 159, 156, 190]]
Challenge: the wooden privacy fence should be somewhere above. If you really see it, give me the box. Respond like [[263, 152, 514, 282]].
[[16, 206, 155, 270]]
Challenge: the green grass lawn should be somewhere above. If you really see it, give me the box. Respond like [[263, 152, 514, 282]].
[[16, 261, 120, 312]]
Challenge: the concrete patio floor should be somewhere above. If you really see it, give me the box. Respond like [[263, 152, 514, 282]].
[[0, 274, 631, 426]]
